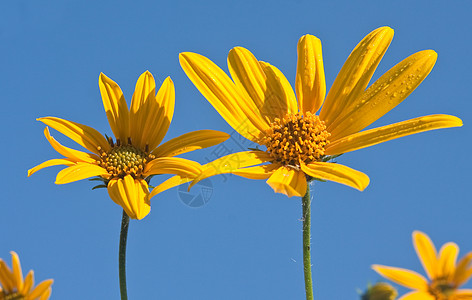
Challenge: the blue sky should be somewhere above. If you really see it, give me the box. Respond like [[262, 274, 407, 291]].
[[1, 0, 471, 299]]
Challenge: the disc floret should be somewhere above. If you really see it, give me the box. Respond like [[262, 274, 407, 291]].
[[98, 139, 154, 179], [262, 112, 330, 166], [429, 277, 455, 300], [2, 292, 24, 300]]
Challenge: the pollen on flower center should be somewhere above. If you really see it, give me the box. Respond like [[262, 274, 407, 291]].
[[429, 278, 455, 299], [261, 112, 330, 166], [98, 139, 155, 179], [3, 292, 25, 300]]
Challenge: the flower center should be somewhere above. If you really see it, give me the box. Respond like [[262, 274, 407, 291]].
[[2, 292, 25, 300], [98, 139, 155, 179], [429, 277, 455, 300], [261, 112, 330, 166]]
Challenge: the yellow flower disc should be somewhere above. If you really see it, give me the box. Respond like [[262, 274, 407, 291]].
[[98, 142, 154, 179], [262, 112, 330, 166], [429, 277, 455, 300], [3, 292, 25, 300]]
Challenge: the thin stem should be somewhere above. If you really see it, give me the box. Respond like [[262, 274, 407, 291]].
[[302, 184, 313, 300], [119, 210, 130, 300]]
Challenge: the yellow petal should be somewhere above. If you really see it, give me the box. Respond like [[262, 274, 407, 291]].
[[28, 279, 53, 300], [300, 162, 369, 191], [38, 117, 110, 154], [10, 251, 23, 292], [398, 291, 435, 300], [328, 50, 437, 140], [152, 130, 230, 157], [0, 260, 14, 291], [372, 264, 428, 290], [99, 73, 130, 142], [148, 175, 191, 201], [454, 252, 472, 286], [296, 34, 326, 114], [144, 157, 203, 177], [22, 271, 34, 294], [325, 115, 463, 155], [145, 76, 175, 150], [39, 287, 52, 300], [179, 52, 265, 141], [189, 150, 273, 189], [28, 159, 76, 177], [21, 270, 34, 295], [438, 242, 459, 280], [228, 47, 293, 122], [44, 127, 100, 163], [232, 163, 281, 180], [55, 163, 108, 184], [320, 27, 394, 126], [454, 290, 472, 299], [259, 61, 298, 114], [266, 167, 307, 197], [413, 230, 438, 280], [129, 71, 157, 148], [107, 176, 150, 220]]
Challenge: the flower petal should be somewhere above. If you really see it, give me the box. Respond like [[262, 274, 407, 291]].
[[0, 260, 14, 292], [228, 47, 294, 122], [38, 117, 110, 154], [454, 252, 472, 286], [189, 150, 273, 189], [296, 34, 326, 114], [327, 50, 437, 140], [29, 279, 53, 300], [107, 176, 150, 220], [99, 73, 130, 142], [28, 159, 76, 177], [140, 76, 175, 151], [55, 163, 109, 184], [454, 290, 472, 299], [232, 163, 281, 180], [129, 71, 157, 148], [413, 230, 438, 280], [320, 27, 394, 126], [39, 287, 52, 300], [10, 251, 23, 292], [144, 157, 203, 177], [300, 162, 369, 191], [44, 127, 100, 163], [266, 167, 307, 197], [259, 61, 298, 114], [22, 270, 34, 294], [152, 130, 230, 157], [325, 115, 463, 155], [398, 291, 435, 300], [179, 52, 265, 141], [148, 175, 191, 201], [372, 264, 429, 291], [438, 242, 459, 280]]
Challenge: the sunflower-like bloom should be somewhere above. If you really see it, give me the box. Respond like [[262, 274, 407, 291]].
[[28, 71, 229, 219], [177, 27, 462, 197], [373, 231, 472, 300], [0, 252, 53, 300]]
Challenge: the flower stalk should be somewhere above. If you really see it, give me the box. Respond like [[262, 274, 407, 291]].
[[302, 183, 313, 300], [119, 210, 130, 300]]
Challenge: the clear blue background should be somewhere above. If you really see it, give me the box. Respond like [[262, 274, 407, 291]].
[[1, 0, 471, 299]]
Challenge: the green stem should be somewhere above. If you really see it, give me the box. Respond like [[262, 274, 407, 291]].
[[302, 184, 314, 300], [119, 210, 129, 300]]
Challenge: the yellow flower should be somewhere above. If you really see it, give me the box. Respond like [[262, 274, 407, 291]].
[[373, 231, 472, 300], [0, 251, 53, 300], [362, 282, 398, 300], [176, 27, 462, 197], [28, 71, 229, 219]]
